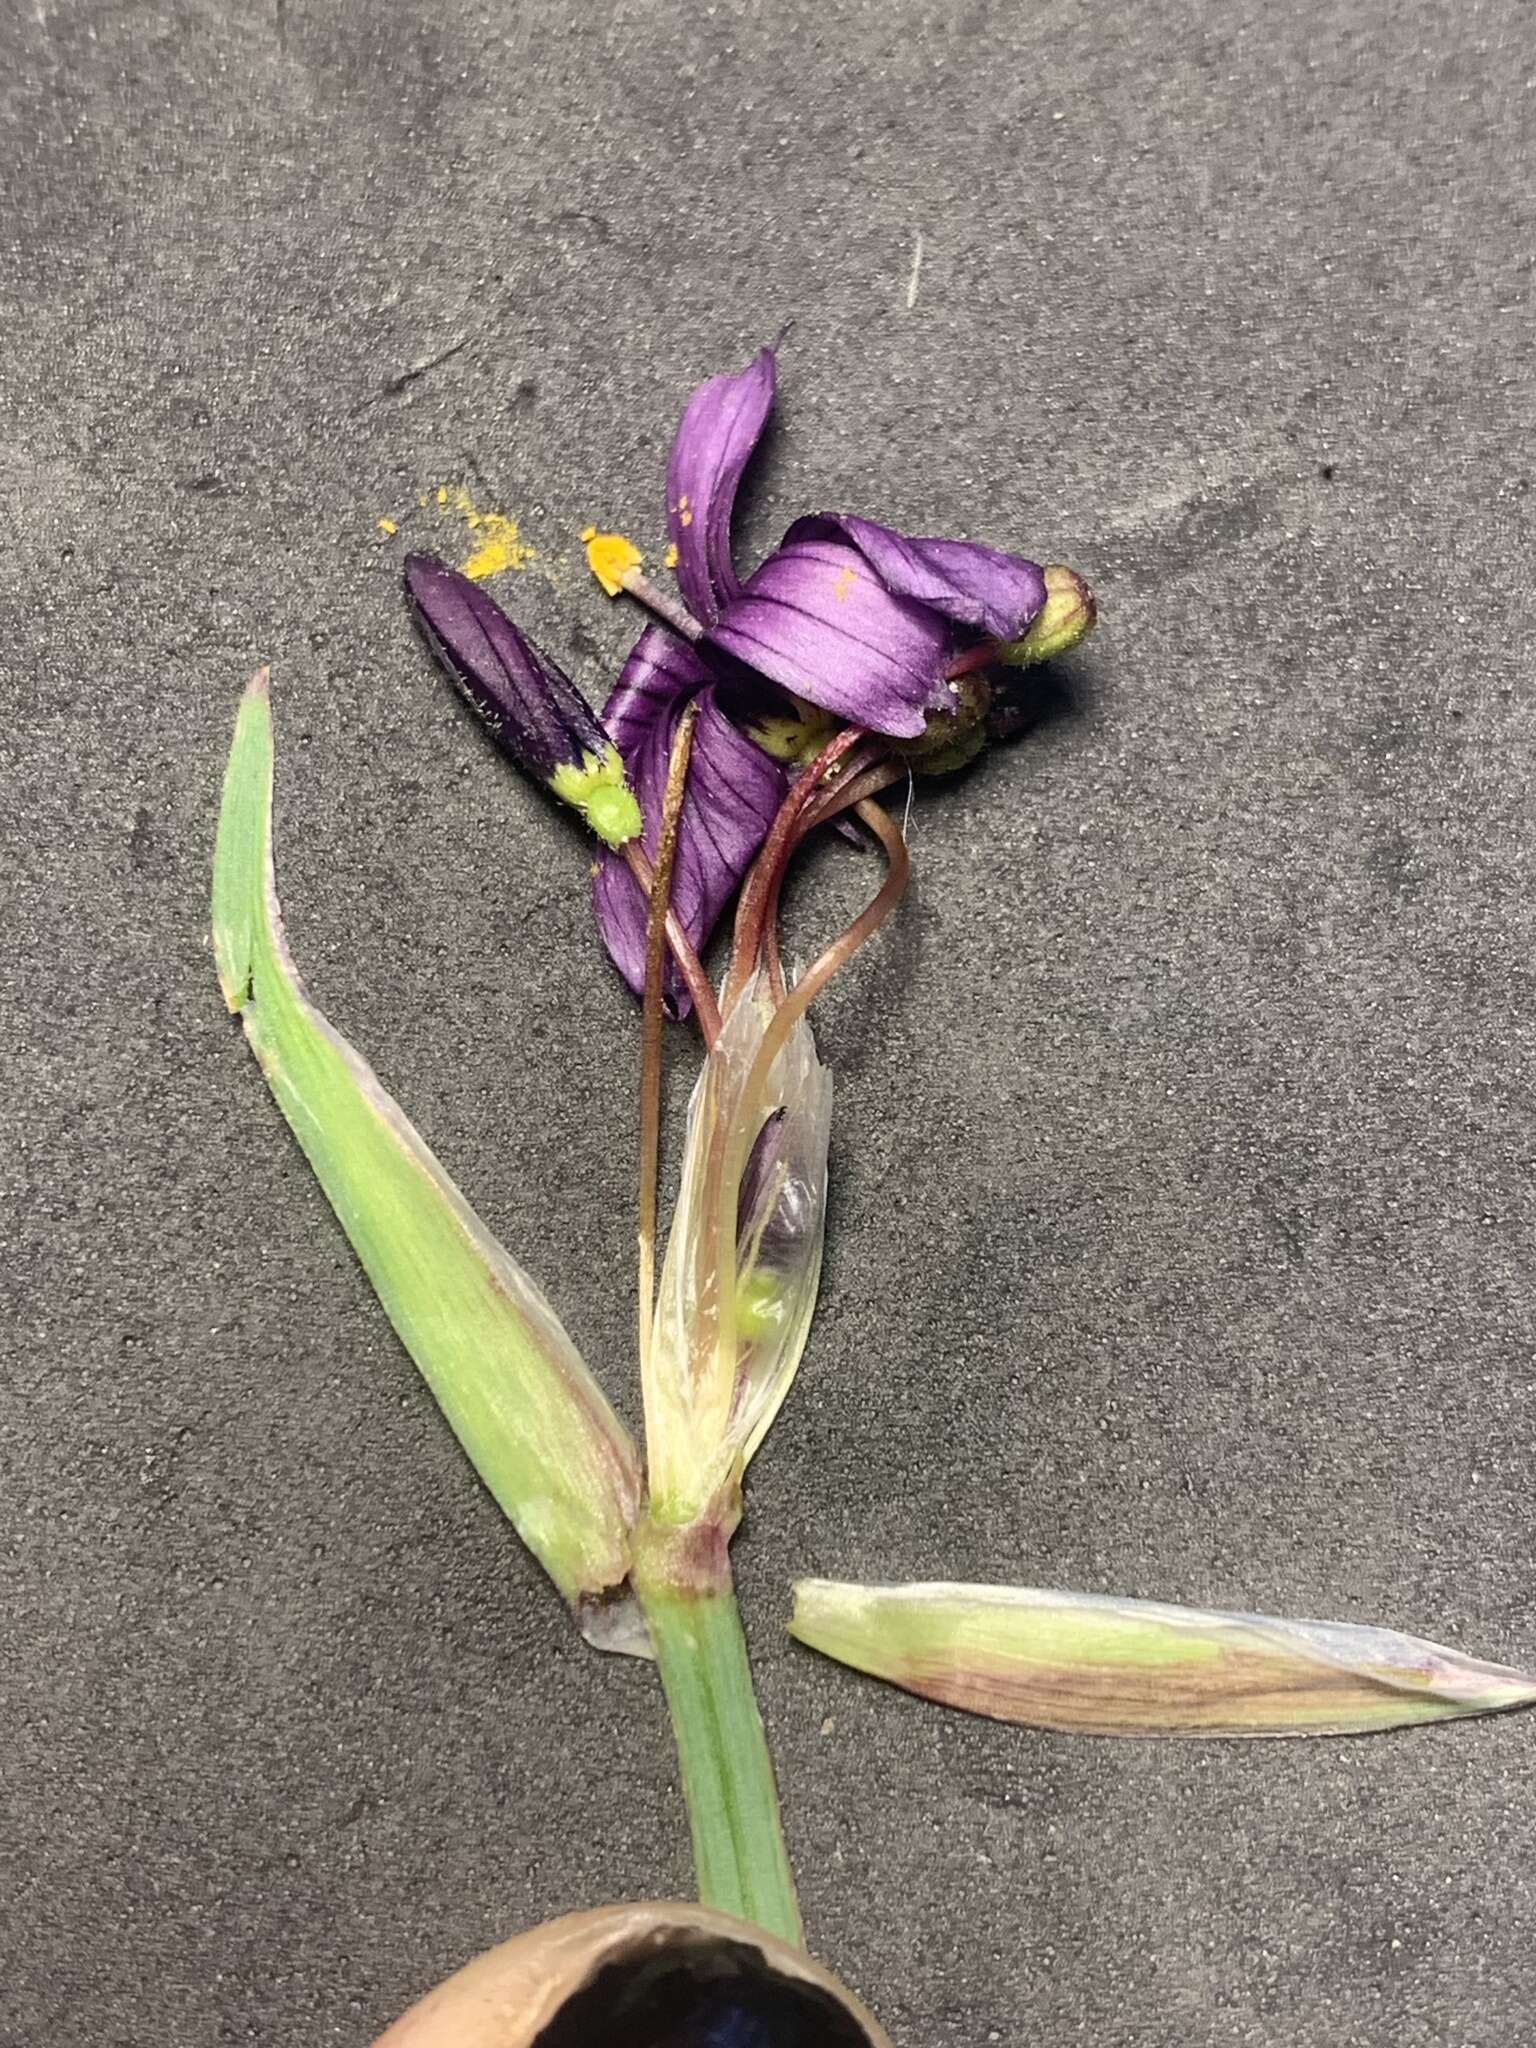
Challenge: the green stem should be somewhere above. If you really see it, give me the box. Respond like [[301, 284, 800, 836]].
[[634, 1522, 803, 1948]]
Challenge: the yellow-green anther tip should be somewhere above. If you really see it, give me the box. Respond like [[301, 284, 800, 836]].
[[750, 701, 837, 763], [998, 564, 1097, 667], [549, 748, 644, 848]]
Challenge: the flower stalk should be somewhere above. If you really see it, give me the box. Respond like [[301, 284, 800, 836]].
[[633, 1517, 802, 1947], [637, 698, 700, 1384]]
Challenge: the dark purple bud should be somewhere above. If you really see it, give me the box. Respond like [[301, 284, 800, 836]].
[[405, 553, 642, 847]]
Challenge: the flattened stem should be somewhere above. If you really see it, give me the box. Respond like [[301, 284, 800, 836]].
[[634, 1514, 803, 1948]]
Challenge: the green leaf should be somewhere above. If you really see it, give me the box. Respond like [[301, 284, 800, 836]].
[[213, 672, 642, 1618], [790, 1578, 1536, 1737]]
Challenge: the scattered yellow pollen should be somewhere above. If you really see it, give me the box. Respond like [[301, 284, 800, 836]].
[[421, 485, 535, 580], [831, 564, 858, 602], [462, 519, 530, 580], [663, 542, 679, 569], [377, 517, 398, 536], [583, 526, 644, 597], [679, 508, 693, 526]]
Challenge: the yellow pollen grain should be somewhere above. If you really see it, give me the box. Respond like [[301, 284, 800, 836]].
[[425, 484, 535, 580], [831, 564, 858, 602], [664, 542, 679, 568], [377, 517, 398, 536], [583, 526, 643, 597]]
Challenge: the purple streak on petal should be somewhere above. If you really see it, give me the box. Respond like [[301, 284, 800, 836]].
[[801, 514, 1048, 640], [707, 533, 952, 738], [665, 345, 778, 628], [404, 553, 610, 780], [592, 625, 787, 1014]]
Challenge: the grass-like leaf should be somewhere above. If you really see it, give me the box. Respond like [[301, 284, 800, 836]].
[[213, 672, 641, 1618], [791, 1578, 1536, 1737]]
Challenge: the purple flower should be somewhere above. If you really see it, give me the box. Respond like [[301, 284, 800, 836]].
[[405, 553, 642, 849], [591, 345, 1055, 1009], [669, 347, 1049, 738], [592, 625, 787, 1014]]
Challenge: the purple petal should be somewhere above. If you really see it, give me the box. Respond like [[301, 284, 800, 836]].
[[706, 531, 953, 739], [665, 345, 777, 628], [592, 626, 787, 1014], [798, 515, 1047, 640]]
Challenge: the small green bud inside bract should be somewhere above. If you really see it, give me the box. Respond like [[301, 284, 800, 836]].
[[645, 974, 832, 1525], [790, 1579, 1536, 1737], [996, 563, 1096, 667]]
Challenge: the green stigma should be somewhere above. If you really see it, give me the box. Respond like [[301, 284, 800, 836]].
[[550, 748, 644, 848]]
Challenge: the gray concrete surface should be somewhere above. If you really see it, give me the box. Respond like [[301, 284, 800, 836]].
[[3, 2, 1534, 2042]]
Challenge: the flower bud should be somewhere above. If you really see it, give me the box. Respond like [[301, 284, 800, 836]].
[[405, 553, 643, 848], [995, 563, 1096, 667]]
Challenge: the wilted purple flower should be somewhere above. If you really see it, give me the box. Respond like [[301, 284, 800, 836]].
[[405, 552, 642, 849], [592, 344, 1066, 1009], [669, 347, 1049, 737]]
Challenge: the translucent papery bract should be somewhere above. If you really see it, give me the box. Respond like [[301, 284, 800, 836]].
[[646, 973, 832, 1522], [790, 1580, 1536, 1738]]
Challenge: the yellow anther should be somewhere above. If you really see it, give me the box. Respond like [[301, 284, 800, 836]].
[[583, 527, 644, 598]]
